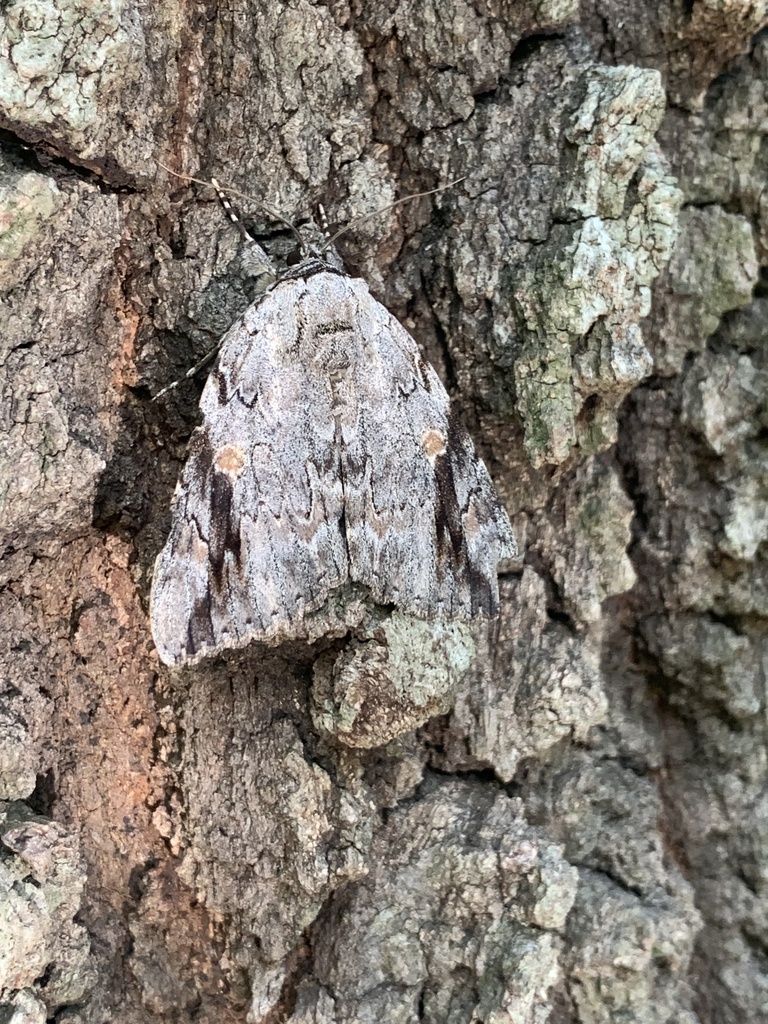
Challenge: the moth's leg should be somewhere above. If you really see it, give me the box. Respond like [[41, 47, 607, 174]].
[[212, 176, 257, 245], [152, 344, 221, 401], [154, 181, 280, 402], [315, 202, 345, 271], [211, 177, 278, 285], [316, 202, 331, 237]]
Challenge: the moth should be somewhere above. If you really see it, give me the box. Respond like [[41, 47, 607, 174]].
[[150, 181, 517, 667]]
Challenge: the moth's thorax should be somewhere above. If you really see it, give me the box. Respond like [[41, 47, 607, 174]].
[[307, 323, 361, 384], [290, 268, 369, 383]]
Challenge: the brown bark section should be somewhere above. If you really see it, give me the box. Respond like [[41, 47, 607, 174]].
[[1, 2, 766, 1023]]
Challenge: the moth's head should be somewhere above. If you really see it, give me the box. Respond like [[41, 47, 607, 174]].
[[286, 236, 345, 273], [285, 204, 345, 274]]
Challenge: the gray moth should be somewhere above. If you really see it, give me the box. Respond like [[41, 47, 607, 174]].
[[150, 198, 517, 668]]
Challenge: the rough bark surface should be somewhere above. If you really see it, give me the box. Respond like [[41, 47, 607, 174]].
[[0, 2, 766, 1023]]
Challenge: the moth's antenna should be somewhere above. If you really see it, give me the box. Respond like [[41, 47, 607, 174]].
[[325, 178, 466, 251], [159, 163, 304, 250]]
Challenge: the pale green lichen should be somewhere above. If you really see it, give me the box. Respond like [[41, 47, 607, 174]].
[[312, 609, 474, 748], [575, 465, 637, 610], [0, 805, 93, 1011], [512, 108, 682, 464], [681, 348, 768, 561], [0, 0, 135, 151], [298, 782, 580, 1024], [0, 172, 60, 267], [657, 206, 759, 370], [559, 66, 667, 220]]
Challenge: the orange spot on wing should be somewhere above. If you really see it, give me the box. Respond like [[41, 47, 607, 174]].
[[215, 445, 246, 476], [420, 428, 447, 462]]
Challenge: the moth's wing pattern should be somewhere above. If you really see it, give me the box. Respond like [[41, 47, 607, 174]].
[[150, 279, 349, 668], [151, 262, 516, 668], [339, 277, 517, 618]]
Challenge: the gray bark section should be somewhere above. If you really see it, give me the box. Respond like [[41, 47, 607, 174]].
[[0, 2, 766, 1023]]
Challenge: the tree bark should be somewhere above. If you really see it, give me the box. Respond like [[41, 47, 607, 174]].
[[1, 2, 767, 1022]]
